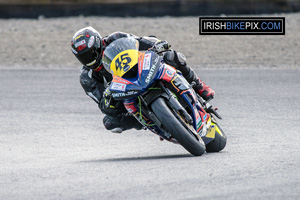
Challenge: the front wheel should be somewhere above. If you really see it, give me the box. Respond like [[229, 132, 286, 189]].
[[151, 97, 206, 156], [205, 122, 227, 152]]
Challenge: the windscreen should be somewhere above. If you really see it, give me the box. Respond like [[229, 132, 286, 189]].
[[102, 37, 139, 77]]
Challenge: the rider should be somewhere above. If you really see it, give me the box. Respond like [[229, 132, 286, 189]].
[[71, 26, 215, 133]]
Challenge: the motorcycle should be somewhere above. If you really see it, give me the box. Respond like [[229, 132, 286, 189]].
[[102, 37, 227, 156]]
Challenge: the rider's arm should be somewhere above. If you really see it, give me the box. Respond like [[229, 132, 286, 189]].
[[79, 66, 106, 104], [139, 36, 171, 53], [138, 36, 159, 51], [104, 31, 139, 44], [104, 31, 160, 51]]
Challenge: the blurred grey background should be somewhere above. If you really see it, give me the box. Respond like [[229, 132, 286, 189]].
[[1, 0, 300, 18], [1, 1, 300, 200]]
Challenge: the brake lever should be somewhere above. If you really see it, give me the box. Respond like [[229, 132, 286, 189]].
[[197, 95, 222, 120], [206, 104, 222, 120]]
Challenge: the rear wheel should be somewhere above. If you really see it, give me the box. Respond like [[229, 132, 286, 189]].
[[151, 97, 206, 156]]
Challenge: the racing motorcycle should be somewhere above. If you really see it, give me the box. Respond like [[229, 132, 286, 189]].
[[102, 37, 227, 156]]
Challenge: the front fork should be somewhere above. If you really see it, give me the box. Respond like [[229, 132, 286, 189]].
[[123, 95, 178, 143], [164, 74, 217, 144]]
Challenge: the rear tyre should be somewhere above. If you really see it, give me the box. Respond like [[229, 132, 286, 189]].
[[151, 97, 206, 156]]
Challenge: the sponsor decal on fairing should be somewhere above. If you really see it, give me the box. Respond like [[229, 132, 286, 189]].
[[143, 53, 152, 70], [166, 69, 173, 77], [111, 82, 126, 91], [111, 91, 138, 98], [145, 64, 157, 83]]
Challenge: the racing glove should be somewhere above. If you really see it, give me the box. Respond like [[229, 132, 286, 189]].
[[99, 88, 127, 116], [151, 40, 171, 53]]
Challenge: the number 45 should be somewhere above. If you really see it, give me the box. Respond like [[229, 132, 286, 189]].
[[115, 53, 132, 72]]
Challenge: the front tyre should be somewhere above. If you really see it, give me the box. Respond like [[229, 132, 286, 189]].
[[205, 123, 227, 152], [151, 97, 206, 156]]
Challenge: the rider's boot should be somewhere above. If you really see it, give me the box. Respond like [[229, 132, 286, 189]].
[[182, 67, 215, 101], [103, 114, 143, 133]]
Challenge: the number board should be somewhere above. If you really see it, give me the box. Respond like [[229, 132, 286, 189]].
[[110, 49, 138, 77]]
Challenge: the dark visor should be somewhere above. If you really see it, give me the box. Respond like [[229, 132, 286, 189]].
[[77, 50, 95, 66]]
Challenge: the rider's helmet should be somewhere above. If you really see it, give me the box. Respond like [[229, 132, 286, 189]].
[[71, 26, 104, 70]]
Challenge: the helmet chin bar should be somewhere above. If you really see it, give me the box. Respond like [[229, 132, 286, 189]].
[[86, 60, 97, 67]]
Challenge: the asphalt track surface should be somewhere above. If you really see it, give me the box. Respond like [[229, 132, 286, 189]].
[[1, 68, 300, 200]]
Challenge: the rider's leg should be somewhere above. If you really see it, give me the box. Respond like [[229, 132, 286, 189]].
[[163, 50, 215, 100], [103, 114, 143, 133]]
